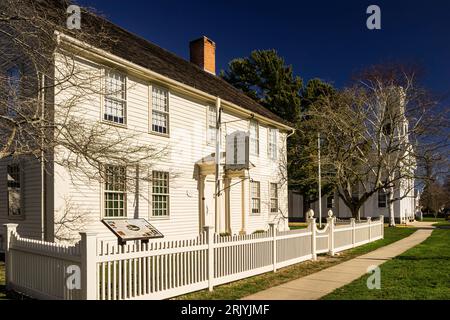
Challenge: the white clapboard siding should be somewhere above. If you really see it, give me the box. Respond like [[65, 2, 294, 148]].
[[50, 53, 290, 243]]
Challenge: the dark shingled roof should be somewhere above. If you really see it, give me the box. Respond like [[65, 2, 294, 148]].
[[73, 6, 293, 128]]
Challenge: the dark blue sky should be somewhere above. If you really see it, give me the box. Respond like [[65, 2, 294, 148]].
[[76, 0, 450, 94]]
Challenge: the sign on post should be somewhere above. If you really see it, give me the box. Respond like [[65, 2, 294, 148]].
[[102, 218, 164, 244]]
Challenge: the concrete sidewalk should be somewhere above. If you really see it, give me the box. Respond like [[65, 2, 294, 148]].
[[242, 222, 434, 300]]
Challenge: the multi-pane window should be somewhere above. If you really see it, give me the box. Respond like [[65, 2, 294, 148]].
[[151, 86, 169, 134], [152, 171, 169, 217], [268, 128, 278, 160], [104, 165, 126, 218], [327, 195, 335, 209], [104, 71, 126, 124], [378, 189, 387, 208], [250, 120, 259, 155], [7, 66, 21, 117], [207, 105, 217, 144], [250, 181, 261, 214], [7, 164, 21, 217], [270, 183, 278, 213]]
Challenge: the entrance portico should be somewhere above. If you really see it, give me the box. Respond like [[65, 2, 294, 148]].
[[196, 153, 252, 235]]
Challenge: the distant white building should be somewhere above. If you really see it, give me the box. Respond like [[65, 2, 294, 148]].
[[290, 87, 417, 224]]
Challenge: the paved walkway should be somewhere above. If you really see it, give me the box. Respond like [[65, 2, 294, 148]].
[[243, 222, 435, 300]]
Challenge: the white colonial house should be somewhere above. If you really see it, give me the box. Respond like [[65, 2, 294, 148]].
[[0, 12, 294, 248]]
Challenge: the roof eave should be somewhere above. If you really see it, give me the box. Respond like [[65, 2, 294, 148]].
[[55, 31, 295, 132]]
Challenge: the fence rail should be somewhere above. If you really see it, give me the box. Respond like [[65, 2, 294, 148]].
[[3, 214, 384, 300]]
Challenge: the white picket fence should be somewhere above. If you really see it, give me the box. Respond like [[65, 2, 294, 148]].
[[3, 215, 384, 300]]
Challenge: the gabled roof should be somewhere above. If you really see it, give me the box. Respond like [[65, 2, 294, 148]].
[[71, 5, 293, 128]]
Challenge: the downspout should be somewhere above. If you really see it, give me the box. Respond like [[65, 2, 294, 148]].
[[40, 73, 46, 241], [215, 97, 222, 234]]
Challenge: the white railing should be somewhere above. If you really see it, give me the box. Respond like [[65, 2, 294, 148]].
[[3, 214, 384, 300]]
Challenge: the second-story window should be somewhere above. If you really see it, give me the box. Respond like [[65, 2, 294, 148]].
[[7, 65, 21, 117], [268, 128, 278, 160], [207, 105, 217, 145], [104, 70, 126, 125], [250, 120, 259, 155], [151, 86, 169, 134]]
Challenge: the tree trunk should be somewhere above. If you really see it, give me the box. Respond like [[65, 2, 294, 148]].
[[351, 206, 360, 220], [388, 188, 396, 227]]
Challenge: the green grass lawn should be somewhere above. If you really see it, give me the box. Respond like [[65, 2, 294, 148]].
[[0, 260, 6, 299], [174, 227, 416, 300], [322, 228, 450, 300], [433, 221, 450, 227], [289, 223, 308, 230], [422, 217, 445, 222]]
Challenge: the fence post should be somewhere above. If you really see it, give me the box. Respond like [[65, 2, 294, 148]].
[[80, 231, 98, 300], [367, 217, 372, 241], [204, 226, 215, 292], [380, 215, 384, 238], [350, 218, 356, 248], [269, 223, 277, 272], [306, 209, 317, 261], [326, 210, 335, 256], [3, 223, 18, 290]]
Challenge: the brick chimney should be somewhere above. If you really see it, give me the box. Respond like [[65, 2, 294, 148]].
[[190, 36, 216, 75]]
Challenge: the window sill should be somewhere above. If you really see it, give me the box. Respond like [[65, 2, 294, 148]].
[[149, 216, 170, 221], [8, 216, 26, 221], [149, 131, 170, 138], [101, 120, 127, 129]]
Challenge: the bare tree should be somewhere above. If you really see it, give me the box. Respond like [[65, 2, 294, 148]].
[[1, 0, 168, 235], [305, 64, 449, 226]]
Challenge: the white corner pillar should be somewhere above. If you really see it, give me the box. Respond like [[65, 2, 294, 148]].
[[326, 210, 335, 256], [80, 231, 98, 300], [306, 209, 317, 261], [3, 223, 18, 290]]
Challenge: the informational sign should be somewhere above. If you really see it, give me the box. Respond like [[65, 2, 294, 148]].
[[102, 218, 164, 243], [225, 131, 250, 170]]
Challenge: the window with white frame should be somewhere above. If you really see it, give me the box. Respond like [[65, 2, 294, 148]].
[[152, 171, 169, 217], [327, 195, 335, 209], [207, 105, 217, 144], [378, 189, 387, 208], [268, 128, 278, 160], [7, 164, 22, 217], [151, 86, 169, 134], [251, 180, 261, 214], [104, 165, 126, 218], [104, 70, 126, 124], [270, 183, 278, 213], [7, 66, 21, 117], [250, 120, 259, 155]]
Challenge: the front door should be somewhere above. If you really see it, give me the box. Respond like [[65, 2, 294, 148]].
[[203, 179, 216, 228]]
